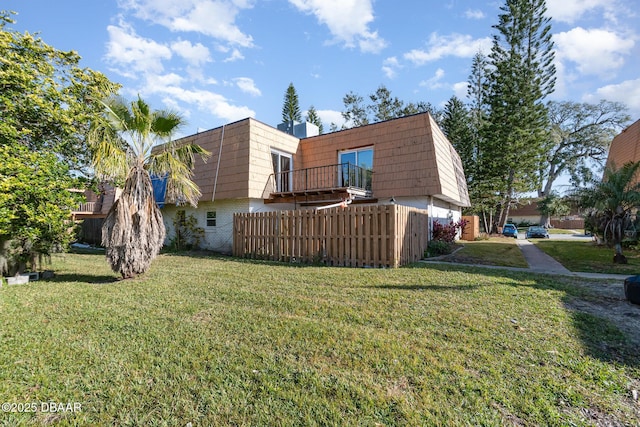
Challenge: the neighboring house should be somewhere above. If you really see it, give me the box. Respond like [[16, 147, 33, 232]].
[[604, 118, 640, 176], [508, 198, 584, 229], [71, 184, 121, 244], [160, 112, 470, 254], [508, 199, 542, 225]]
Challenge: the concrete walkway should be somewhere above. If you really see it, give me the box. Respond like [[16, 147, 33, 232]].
[[422, 238, 632, 281], [516, 238, 571, 274]]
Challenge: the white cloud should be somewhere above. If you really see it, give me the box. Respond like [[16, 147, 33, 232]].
[[234, 77, 261, 96], [105, 23, 172, 77], [382, 56, 401, 79], [155, 85, 255, 122], [288, 0, 387, 53], [120, 0, 254, 47], [171, 40, 211, 66], [146, 73, 186, 88], [419, 68, 446, 89], [404, 33, 492, 66], [223, 49, 245, 62], [452, 81, 468, 99], [464, 9, 485, 19], [554, 27, 635, 77], [585, 78, 640, 116], [317, 109, 346, 129], [546, 0, 613, 24]]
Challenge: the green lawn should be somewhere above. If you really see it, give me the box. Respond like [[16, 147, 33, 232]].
[[1, 253, 639, 425], [534, 240, 640, 275], [444, 238, 528, 268]]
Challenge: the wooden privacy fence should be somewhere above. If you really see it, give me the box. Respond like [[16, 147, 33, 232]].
[[550, 219, 585, 229], [233, 205, 429, 267]]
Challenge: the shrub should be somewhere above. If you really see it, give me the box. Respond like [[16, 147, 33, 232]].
[[425, 240, 453, 257], [431, 219, 469, 243], [168, 211, 204, 251]]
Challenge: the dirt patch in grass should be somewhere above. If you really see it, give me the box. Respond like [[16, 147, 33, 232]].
[[563, 279, 640, 347]]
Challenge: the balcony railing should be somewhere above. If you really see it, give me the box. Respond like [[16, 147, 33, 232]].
[[267, 163, 373, 197], [73, 202, 102, 213]]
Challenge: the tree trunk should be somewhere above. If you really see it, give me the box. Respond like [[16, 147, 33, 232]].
[[613, 243, 627, 264], [102, 163, 166, 279], [540, 213, 550, 228], [0, 238, 11, 276]]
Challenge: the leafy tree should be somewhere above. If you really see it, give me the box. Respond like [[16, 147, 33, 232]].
[[578, 162, 640, 263], [341, 84, 438, 129], [342, 91, 369, 127], [368, 85, 405, 122], [306, 105, 324, 134], [538, 100, 630, 196], [0, 11, 118, 273], [282, 83, 302, 123], [90, 96, 209, 278], [0, 145, 80, 275], [537, 191, 570, 227], [0, 11, 119, 175], [483, 0, 556, 231]]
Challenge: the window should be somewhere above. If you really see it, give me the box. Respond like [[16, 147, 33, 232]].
[[206, 211, 216, 227], [271, 150, 293, 192], [338, 147, 373, 189]]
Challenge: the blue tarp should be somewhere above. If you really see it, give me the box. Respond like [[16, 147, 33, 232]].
[[151, 174, 167, 208]]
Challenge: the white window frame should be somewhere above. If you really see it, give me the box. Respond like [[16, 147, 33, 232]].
[[271, 149, 293, 192], [206, 210, 216, 227]]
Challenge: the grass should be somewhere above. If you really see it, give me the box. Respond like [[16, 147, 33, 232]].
[[534, 240, 640, 275], [442, 237, 528, 268], [1, 252, 639, 425]]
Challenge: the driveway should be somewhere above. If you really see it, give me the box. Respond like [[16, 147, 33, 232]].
[[517, 230, 593, 242]]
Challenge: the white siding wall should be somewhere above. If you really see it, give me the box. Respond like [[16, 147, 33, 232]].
[[162, 198, 294, 254], [392, 196, 462, 240]]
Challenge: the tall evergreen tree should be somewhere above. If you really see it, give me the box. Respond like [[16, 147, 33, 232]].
[[483, 0, 556, 230], [282, 83, 302, 123], [465, 52, 503, 232], [306, 105, 324, 134], [442, 97, 474, 188]]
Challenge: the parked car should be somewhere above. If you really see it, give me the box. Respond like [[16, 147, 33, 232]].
[[502, 223, 518, 238], [526, 226, 550, 239]]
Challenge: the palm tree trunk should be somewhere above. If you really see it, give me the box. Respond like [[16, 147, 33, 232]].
[[102, 163, 166, 278]]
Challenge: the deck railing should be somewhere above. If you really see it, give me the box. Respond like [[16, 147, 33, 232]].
[[269, 163, 373, 194], [73, 202, 102, 213]]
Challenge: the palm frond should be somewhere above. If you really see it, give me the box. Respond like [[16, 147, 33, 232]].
[[148, 142, 210, 207]]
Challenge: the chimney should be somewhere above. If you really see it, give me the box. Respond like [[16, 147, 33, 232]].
[[277, 120, 319, 138]]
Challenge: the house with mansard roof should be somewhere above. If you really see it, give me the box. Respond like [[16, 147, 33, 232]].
[[604, 118, 640, 178], [158, 112, 470, 254]]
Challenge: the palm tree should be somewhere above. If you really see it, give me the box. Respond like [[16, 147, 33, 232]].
[[578, 161, 640, 263], [90, 95, 209, 278]]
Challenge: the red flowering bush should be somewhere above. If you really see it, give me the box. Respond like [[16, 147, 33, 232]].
[[431, 219, 469, 243]]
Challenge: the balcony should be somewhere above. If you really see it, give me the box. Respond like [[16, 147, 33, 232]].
[[71, 201, 106, 219], [264, 163, 374, 205]]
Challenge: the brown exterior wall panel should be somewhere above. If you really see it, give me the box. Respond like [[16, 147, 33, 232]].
[[300, 114, 449, 200], [170, 118, 300, 202], [605, 119, 640, 184], [247, 120, 300, 199]]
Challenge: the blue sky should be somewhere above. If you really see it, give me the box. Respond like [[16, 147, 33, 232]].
[[7, 0, 640, 138]]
